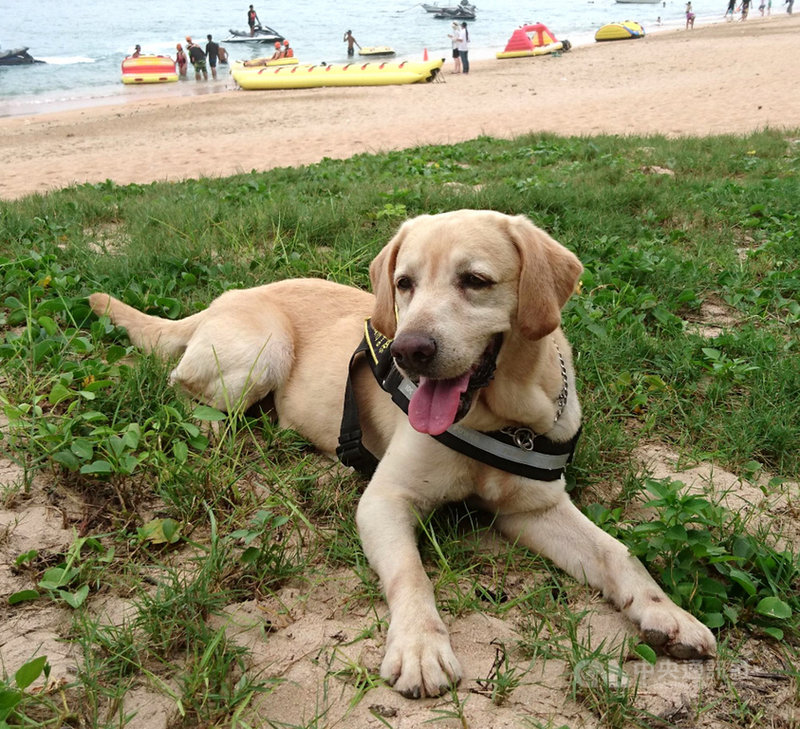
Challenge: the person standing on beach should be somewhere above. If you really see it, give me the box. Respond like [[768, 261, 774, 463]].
[[725, 0, 736, 18], [740, 0, 752, 18], [175, 43, 188, 78], [205, 34, 219, 79], [686, 1, 696, 27], [786, 0, 794, 13], [448, 22, 462, 73], [248, 5, 260, 36], [457, 22, 470, 74], [188, 41, 208, 81], [343, 30, 360, 56]]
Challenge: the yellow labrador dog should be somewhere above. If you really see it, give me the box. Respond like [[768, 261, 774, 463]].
[[90, 210, 715, 698]]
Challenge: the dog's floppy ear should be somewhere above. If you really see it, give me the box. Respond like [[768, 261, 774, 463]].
[[509, 215, 583, 341], [369, 223, 406, 338]]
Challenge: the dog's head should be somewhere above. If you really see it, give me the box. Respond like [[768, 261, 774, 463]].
[[369, 210, 582, 436]]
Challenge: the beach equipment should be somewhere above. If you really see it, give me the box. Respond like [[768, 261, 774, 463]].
[[231, 58, 443, 90], [224, 24, 284, 44], [422, 1, 476, 14], [496, 23, 571, 59], [121, 55, 178, 84], [237, 56, 300, 69], [433, 8, 476, 20], [594, 20, 646, 41], [358, 46, 397, 58], [0, 47, 44, 66], [266, 56, 299, 66]]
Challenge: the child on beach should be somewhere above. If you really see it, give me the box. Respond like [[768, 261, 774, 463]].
[[686, 2, 696, 27]]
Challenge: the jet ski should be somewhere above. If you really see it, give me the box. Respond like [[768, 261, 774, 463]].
[[0, 47, 45, 66], [223, 24, 284, 44]]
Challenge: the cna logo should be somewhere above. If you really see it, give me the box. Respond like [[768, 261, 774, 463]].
[[572, 658, 631, 689], [572, 655, 720, 689]]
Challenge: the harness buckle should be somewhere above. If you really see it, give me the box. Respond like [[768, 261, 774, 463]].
[[336, 429, 379, 476]]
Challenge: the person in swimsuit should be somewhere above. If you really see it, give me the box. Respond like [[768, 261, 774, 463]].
[[175, 43, 187, 77], [343, 30, 360, 56]]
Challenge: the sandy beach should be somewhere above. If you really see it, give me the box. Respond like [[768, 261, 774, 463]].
[[1, 15, 798, 201]]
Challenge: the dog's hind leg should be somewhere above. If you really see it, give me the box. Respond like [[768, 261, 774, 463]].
[[90, 291, 294, 413], [168, 302, 294, 412]]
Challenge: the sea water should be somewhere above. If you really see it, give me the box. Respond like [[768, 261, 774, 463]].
[[0, 0, 728, 116]]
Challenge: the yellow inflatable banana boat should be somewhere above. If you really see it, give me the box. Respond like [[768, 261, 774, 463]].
[[231, 58, 443, 90]]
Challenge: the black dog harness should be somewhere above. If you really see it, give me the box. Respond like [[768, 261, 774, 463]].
[[337, 319, 580, 481]]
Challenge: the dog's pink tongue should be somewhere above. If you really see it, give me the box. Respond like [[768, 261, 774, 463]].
[[408, 373, 471, 436]]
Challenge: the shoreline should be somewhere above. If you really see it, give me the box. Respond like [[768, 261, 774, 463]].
[[1, 15, 798, 201], [0, 13, 736, 121]]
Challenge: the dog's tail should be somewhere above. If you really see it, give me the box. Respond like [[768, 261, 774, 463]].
[[89, 293, 202, 358]]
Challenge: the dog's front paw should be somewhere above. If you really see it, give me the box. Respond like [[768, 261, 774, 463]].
[[637, 596, 716, 659], [380, 618, 462, 698]]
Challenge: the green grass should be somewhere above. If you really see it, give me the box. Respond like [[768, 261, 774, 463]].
[[1, 129, 798, 728]]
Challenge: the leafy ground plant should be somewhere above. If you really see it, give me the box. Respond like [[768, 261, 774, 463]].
[[0, 656, 52, 726], [587, 477, 799, 640]]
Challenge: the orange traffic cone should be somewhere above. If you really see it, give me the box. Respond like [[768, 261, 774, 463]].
[[423, 48, 429, 61]]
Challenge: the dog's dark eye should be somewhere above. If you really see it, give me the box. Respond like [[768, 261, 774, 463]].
[[460, 273, 493, 290], [395, 276, 413, 292]]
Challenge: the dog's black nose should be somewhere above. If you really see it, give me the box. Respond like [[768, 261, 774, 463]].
[[391, 333, 437, 372]]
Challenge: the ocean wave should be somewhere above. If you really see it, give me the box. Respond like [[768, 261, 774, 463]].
[[37, 56, 96, 65]]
